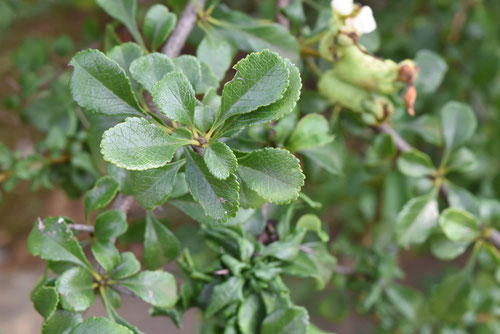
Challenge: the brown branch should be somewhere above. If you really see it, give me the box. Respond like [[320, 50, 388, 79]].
[[111, 194, 135, 213], [161, 0, 206, 57], [276, 0, 291, 29], [488, 229, 500, 249], [68, 223, 94, 232]]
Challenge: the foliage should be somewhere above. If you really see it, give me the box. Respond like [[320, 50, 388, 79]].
[[1, 0, 500, 333]]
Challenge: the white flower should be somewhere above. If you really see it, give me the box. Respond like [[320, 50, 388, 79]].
[[346, 6, 377, 35], [331, 0, 354, 16]]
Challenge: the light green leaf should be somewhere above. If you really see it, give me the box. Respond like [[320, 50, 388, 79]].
[[261, 306, 309, 334], [283, 242, 336, 289], [395, 191, 439, 248], [296, 214, 329, 242], [130, 53, 176, 92], [69, 49, 143, 116], [111, 252, 141, 280], [119, 271, 178, 308], [101, 117, 190, 170], [33, 286, 59, 319], [260, 229, 306, 261], [96, 0, 143, 46], [144, 212, 180, 270], [27, 217, 93, 271], [94, 209, 128, 240], [237, 148, 304, 204], [204, 142, 237, 180], [84, 176, 119, 218], [185, 148, 239, 221], [385, 285, 422, 321], [446, 147, 478, 174], [152, 72, 196, 126], [397, 150, 435, 178], [143, 4, 176, 51], [197, 32, 235, 80], [429, 272, 470, 322], [70, 317, 132, 334], [205, 277, 245, 317], [430, 234, 469, 260], [415, 49, 448, 94], [439, 208, 480, 242], [173, 55, 201, 88], [195, 62, 219, 94], [222, 59, 301, 135], [42, 310, 83, 334], [287, 114, 333, 153], [440, 101, 477, 155], [91, 240, 120, 273], [129, 160, 183, 210], [216, 49, 289, 124], [238, 294, 263, 334], [107, 42, 144, 82], [56, 267, 95, 312]]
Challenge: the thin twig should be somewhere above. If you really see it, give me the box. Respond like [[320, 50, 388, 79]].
[[161, 0, 206, 57], [111, 194, 135, 213], [68, 224, 94, 232], [488, 229, 500, 249], [276, 0, 291, 29]]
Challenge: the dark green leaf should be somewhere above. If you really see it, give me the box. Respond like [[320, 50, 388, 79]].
[[91, 240, 120, 273], [144, 212, 180, 269], [111, 252, 141, 280], [70, 317, 132, 334], [397, 150, 435, 178], [440, 102, 477, 155], [69, 49, 143, 116], [261, 306, 309, 334], [238, 294, 264, 334], [439, 208, 480, 242], [446, 148, 478, 174], [173, 55, 202, 88], [197, 32, 235, 81], [287, 114, 333, 153], [42, 310, 83, 334], [84, 176, 119, 218], [107, 42, 144, 82], [33, 286, 59, 319], [94, 209, 128, 240], [130, 53, 176, 92], [205, 277, 245, 317], [96, 0, 143, 46]]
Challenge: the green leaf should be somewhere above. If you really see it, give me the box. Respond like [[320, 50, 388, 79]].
[[440, 102, 477, 155], [302, 142, 344, 176], [128, 160, 183, 210], [56, 267, 95, 312], [94, 210, 128, 240], [107, 42, 144, 82], [395, 191, 439, 248], [101, 117, 190, 170], [238, 294, 264, 334], [130, 53, 176, 92], [70, 317, 132, 334], [195, 62, 219, 94], [33, 286, 59, 319], [205, 277, 245, 317], [144, 212, 180, 270], [173, 55, 202, 88], [204, 142, 237, 180], [287, 114, 333, 153], [143, 4, 176, 51], [429, 272, 470, 322], [261, 306, 309, 334], [185, 148, 239, 221], [27, 217, 93, 272], [439, 208, 480, 242], [260, 229, 306, 261], [111, 252, 141, 280], [385, 285, 422, 321], [91, 240, 120, 273], [415, 49, 448, 94], [446, 148, 478, 174], [397, 150, 435, 178], [237, 148, 304, 204], [223, 59, 301, 134], [296, 214, 329, 242], [42, 310, 83, 334], [96, 0, 143, 46], [197, 32, 235, 80], [152, 72, 196, 126], [430, 234, 469, 260], [69, 49, 143, 116], [119, 271, 178, 308], [283, 242, 336, 289], [84, 176, 119, 218], [216, 49, 289, 124]]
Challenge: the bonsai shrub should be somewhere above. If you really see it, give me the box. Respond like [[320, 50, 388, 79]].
[[1, 0, 499, 333]]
